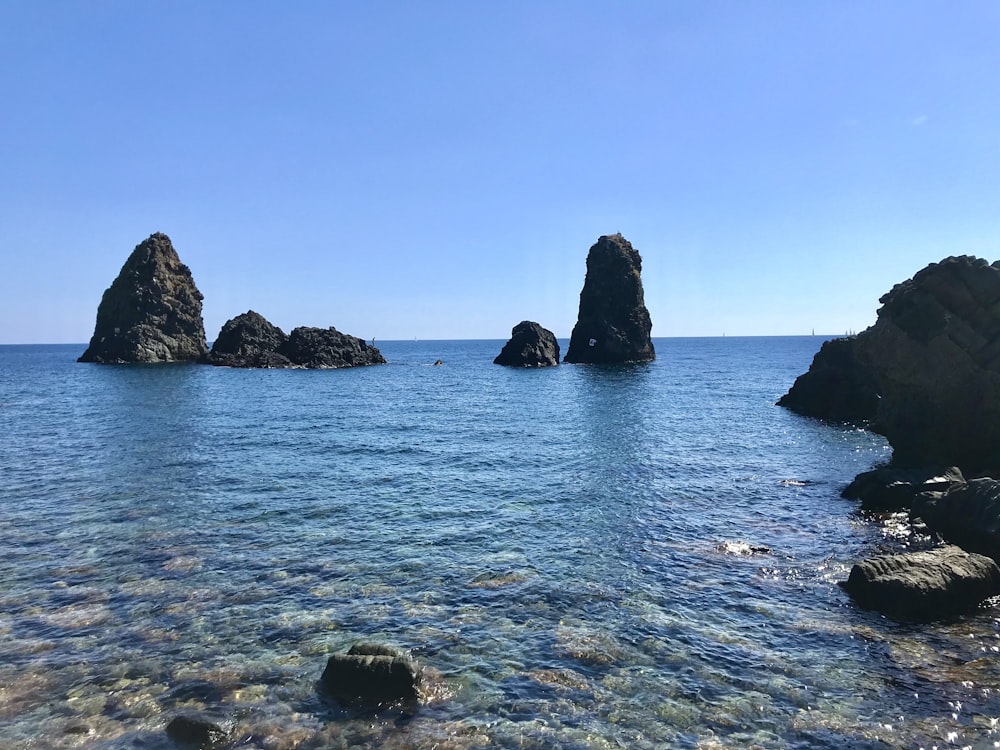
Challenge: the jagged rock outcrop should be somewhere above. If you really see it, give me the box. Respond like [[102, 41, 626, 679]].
[[564, 234, 655, 364], [779, 256, 1000, 472], [842, 544, 1000, 621], [494, 321, 560, 367], [776, 337, 879, 423], [915, 478, 1000, 562], [320, 643, 421, 704], [79, 233, 208, 363], [201, 310, 291, 368], [841, 466, 966, 512], [203, 314, 386, 369], [281, 326, 385, 368]]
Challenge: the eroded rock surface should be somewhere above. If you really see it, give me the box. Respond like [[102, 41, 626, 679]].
[[843, 544, 1000, 621], [915, 478, 1000, 562], [79, 233, 208, 363], [494, 321, 560, 367], [564, 234, 655, 364]]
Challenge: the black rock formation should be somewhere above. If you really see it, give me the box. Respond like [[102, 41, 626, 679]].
[[281, 326, 386, 369], [494, 321, 560, 367], [320, 643, 421, 704], [79, 233, 209, 363], [202, 310, 291, 368], [776, 337, 879, 423], [778, 256, 1000, 472], [202, 314, 385, 369], [842, 544, 1000, 621], [564, 234, 655, 364], [915, 478, 1000, 562], [164, 714, 230, 749], [841, 465, 966, 512]]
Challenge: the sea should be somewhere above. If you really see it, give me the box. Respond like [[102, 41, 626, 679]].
[[2, 337, 1000, 750]]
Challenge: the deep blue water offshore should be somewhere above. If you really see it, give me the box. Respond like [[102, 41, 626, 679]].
[[3, 337, 1000, 749]]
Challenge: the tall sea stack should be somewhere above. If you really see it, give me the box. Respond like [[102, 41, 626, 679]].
[[79, 233, 209, 363], [564, 234, 655, 364]]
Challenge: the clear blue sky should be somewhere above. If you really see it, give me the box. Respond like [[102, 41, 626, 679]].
[[2, 1, 998, 343]]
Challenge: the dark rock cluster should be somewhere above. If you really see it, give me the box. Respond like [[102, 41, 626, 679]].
[[202, 311, 386, 369], [80, 235, 384, 370], [78, 233, 209, 363], [779, 255, 1000, 474], [494, 321, 560, 367], [564, 234, 655, 364]]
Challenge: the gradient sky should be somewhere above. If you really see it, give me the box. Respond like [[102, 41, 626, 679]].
[[2, 1, 998, 343]]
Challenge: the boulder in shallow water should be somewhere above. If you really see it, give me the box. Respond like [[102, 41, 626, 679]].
[[165, 714, 230, 749], [79, 233, 209, 363], [494, 321, 560, 367], [320, 643, 421, 704], [202, 310, 291, 368], [564, 234, 655, 364], [842, 466, 966, 511], [843, 544, 1000, 621]]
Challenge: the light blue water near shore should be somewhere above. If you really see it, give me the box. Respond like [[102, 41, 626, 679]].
[[2, 337, 1000, 749]]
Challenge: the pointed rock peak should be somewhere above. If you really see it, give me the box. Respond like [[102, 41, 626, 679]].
[[564, 234, 655, 364], [78, 233, 208, 363]]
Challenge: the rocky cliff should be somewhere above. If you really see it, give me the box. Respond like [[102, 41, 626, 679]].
[[494, 321, 560, 367], [564, 234, 655, 364], [779, 256, 1000, 472], [79, 233, 208, 363]]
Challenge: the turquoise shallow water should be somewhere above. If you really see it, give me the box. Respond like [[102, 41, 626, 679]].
[[2, 337, 1000, 749]]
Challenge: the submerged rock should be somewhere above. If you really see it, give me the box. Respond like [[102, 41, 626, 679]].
[[202, 310, 291, 368], [494, 321, 560, 367], [564, 234, 655, 364], [79, 233, 209, 363], [320, 643, 421, 704], [164, 714, 230, 749], [778, 256, 1000, 472], [843, 544, 1000, 621], [842, 466, 966, 511], [915, 478, 1000, 562], [282, 326, 386, 368]]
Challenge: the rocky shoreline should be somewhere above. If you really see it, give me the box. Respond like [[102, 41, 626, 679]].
[[779, 256, 1000, 620]]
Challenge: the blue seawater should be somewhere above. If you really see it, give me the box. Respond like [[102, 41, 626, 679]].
[[2, 337, 999, 749]]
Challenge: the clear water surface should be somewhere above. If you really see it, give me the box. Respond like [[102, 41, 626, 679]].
[[2, 337, 999, 749]]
